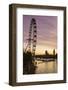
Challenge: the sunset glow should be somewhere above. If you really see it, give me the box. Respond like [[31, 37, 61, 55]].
[[23, 15, 57, 55]]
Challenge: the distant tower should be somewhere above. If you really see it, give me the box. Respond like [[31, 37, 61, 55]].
[[45, 50, 49, 55], [53, 49, 55, 55]]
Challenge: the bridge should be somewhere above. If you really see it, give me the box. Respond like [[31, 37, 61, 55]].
[[34, 54, 57, 61]]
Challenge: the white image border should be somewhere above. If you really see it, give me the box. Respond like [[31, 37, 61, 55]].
[[16, 8, 64, 82]]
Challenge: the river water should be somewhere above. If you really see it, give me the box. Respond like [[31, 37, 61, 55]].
[[34, 59, 57, 74]]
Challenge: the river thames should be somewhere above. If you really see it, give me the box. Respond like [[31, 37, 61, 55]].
[[34, 59, 57, 74]]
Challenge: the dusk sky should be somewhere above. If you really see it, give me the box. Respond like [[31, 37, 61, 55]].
[[23, 15, 57, 55]]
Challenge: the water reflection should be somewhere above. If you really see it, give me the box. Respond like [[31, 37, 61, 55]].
[[34, 59, 57, 74], [23, 57, 57, 74], [23, 51, 57, 74]]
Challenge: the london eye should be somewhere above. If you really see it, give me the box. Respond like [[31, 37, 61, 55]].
[[25, 18, 37, 57]]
